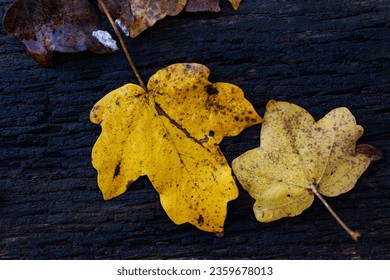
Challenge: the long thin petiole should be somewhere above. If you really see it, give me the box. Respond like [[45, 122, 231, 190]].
[[98, 0, 147, 91], [310, 184, 361, 241]]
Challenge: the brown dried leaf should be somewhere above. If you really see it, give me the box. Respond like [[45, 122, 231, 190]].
[[102, 0, 243, 37], [100, 0, 187, 38], [185, 0, 242, 12], [104, 0, 217, 37], [4, 0, 244, 64], [3, 0, 114, 66], [185, 0, 221, 12], [130, 0, 186, 37]]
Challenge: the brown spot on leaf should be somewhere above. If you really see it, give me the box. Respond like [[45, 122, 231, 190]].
[[197, 214, 204, 226], [113, 162, 121, 179], [206, 84, 219, 95]]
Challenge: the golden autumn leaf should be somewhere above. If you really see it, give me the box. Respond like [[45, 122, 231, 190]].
[[232, 100, 371, 240], [90, 63, 262, 232]]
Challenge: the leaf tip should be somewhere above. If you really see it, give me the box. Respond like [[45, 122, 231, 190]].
[[266, 99, 277, 108], [229, 0, 242, 10], [356, 144, 383, 162]]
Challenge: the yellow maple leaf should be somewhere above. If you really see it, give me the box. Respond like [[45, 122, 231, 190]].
[[232, 100, 371, 240], [90, 63, 262, 232]]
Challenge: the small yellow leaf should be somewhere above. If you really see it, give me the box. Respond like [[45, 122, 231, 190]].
[[232, 100, 370, 224], [91, 63, 262, 232]]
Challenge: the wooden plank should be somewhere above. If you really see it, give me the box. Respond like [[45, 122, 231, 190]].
[[0, 0, 389, 259]]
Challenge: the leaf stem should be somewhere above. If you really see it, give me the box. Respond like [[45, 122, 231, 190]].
[[98, 0, 147, 91], [310, 184, 361, 241]]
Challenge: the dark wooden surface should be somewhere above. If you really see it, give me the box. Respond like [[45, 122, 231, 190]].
[[0, 0, 389, 259]]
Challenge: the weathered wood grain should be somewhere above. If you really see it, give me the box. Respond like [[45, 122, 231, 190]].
[[0, 0, 389, 259]]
